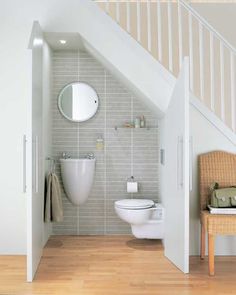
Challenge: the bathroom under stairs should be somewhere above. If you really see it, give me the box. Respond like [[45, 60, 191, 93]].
[[93, 0, 236, 144]]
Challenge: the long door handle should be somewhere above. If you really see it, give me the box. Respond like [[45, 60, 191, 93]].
[[189, 136, 193, 192], [35, 135, 39, 194], [23, 135, 27, 193], [177, 135, 184, 190]]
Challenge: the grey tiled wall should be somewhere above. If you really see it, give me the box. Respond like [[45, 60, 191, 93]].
[[52, 50, 159, 235]]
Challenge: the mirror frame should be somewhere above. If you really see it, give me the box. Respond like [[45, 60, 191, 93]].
[[57, 81, 99, 123]]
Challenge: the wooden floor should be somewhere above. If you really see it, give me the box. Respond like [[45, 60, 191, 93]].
[[0, 236, 236, 295]]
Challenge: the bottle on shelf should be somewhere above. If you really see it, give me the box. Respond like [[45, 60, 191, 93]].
[[140, 115, 146, 128], [135, 117, 141, 128]]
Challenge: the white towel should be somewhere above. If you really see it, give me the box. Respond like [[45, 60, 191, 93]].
[[45, 173, 63, 222]]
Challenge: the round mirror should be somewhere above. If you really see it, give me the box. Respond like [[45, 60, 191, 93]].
[[58, 82, 99, 122]]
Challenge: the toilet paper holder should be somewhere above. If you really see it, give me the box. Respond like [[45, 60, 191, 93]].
[[127, 176, 138, 193], [127, 176, 135, 182]]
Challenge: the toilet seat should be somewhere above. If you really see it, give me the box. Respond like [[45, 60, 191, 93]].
[[115, 199, 154, 210]]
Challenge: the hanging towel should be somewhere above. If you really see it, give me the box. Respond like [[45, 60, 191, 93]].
[[45, 173, 63, 222]]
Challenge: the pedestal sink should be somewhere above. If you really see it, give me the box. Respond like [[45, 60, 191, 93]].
[[60, 158, 96, 205]]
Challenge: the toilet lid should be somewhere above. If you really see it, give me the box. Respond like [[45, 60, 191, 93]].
[[115, 199, 154, 209]]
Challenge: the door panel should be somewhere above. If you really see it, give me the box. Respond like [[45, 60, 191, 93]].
[[27, 22, 44, 282], [160, 58, 189, 273]]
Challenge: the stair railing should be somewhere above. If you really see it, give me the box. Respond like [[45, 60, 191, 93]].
[[94, 0, 236, 132]]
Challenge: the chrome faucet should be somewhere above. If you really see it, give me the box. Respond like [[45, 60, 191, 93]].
[[86, 152, 95, 159], [62, 152, 71, 159]]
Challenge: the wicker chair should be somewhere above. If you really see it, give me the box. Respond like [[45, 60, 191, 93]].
[[199, 151, 236, 275]]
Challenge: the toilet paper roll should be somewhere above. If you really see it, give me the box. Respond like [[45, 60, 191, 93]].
[[127, 181, 138, 193]]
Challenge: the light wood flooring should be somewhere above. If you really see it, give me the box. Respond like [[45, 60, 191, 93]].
[[0, 235, 236, 295]]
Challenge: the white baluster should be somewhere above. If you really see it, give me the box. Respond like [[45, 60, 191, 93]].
[[137, 1, 141, 43], [199, 22, 204, 101], [189, 12, 194, 91], [220, 42, 225, 121], [126, 2, 130, 33], [116, 1, 120, 23], [230, 52, 236, 131], [210, 32, 215, 112], [178, 1, 183, 69], [147, 0, 151, 52], [167, 0, 173, 72], [157, 0, 162, 62]]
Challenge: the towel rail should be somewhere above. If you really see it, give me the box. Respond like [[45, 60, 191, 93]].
[[46, 157, 56, 173]]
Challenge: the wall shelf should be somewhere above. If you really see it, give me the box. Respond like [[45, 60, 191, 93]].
[[114, 126, 158, 131]]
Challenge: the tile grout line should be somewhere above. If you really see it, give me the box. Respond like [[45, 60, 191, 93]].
[[104, 69, 107, 235], [131, 95, 133, 199], [77, 49, 80, 236]]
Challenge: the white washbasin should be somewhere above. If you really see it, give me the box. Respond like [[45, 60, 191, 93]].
[[60, 158, 95, 205]]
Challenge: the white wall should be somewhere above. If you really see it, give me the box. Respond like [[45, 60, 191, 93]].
[[192, 3, 236, 48], [190, 103, 236, 255]]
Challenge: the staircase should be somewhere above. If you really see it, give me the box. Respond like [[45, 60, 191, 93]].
[[95, 0, 236, 137]]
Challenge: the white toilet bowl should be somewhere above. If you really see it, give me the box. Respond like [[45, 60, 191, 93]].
[[115, 199, 164, 239]]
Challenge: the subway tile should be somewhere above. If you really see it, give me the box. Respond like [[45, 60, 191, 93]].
[[79, 75, 105, 94], [106, 98, 131, 109], [52, 229, 78, 235], [79, 200, 105, 234], [79, 60, 104, 76], [132, 128, 158, 146], [133, 163, 159, 181], [79, 128, 104, 148], [106, 164, 132, 182], [79, 201, 104, 217], [106, 128, 131, 147], [133, 147, 159, 164], [106, 76, 129, 94], [89, 181, 105, 200], [134, 181, 159, 200], [106, 181, 130, 200], [106, 146, 131, 164], [79, 111, 105, 129], [106, 227, 131, 235], [51, 49, 160, 235]]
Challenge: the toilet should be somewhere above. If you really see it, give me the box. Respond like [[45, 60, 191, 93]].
[[115, 199, 164, 239]]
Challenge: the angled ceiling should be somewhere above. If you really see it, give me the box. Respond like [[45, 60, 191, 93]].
[[44, 32, 85, 50]]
